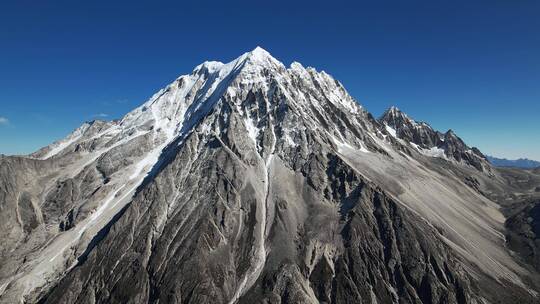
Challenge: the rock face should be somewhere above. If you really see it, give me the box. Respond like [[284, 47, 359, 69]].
[[506, 200, 540, 272], [1, 47, 539, 303]]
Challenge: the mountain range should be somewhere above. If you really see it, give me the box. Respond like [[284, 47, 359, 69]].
[[487, 156, 540, 169], [1, 47, 540, 304]]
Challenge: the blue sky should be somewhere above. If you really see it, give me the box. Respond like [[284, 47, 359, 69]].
[[1, 0, 539, 160]]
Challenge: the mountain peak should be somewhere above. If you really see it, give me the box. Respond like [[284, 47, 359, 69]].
[[192, 46, 281, 76], [249, 46, 272, 58], [388, 105, 400, 113], [380, 106, 414, 126], [240, 46, 282, 69], [382, 106, 408, 119], [445, 129, 458, 138]]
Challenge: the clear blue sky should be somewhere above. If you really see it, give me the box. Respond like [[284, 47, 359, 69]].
[[1, 0, 538, 160]]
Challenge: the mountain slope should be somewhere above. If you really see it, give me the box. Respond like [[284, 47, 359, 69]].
[[1, 47, 538, 304]]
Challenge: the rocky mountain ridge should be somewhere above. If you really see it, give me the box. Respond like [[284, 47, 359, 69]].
[[379, 106, 489, 172]]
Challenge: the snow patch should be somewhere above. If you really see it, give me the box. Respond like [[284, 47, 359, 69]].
[[385, 124, 397, 138], [410, 142, 447, 159], [283, 132, 297, 147], [244, 115, 259, 146], [129, 147, 164, 180], [424, 146, 446, 158], [331, 135, 370, 153]]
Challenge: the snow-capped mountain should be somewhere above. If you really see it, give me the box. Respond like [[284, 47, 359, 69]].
[[1, 47, 539, 303]]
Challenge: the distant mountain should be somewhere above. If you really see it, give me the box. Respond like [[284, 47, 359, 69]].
[[487, 155, 540, 169]]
